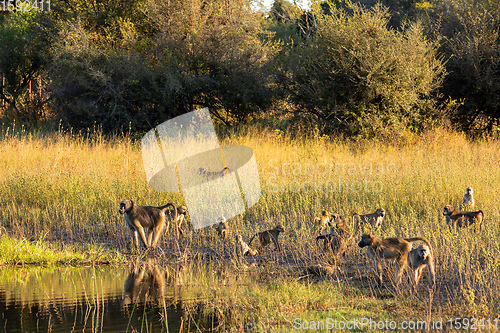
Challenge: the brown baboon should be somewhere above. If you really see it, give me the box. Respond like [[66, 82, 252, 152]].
[[358, 233, 432, 286], [443, 204, 484, 232], [352, 208, 386, 233], [316, 213, 350, 256], [198, 166, 229, 179], [329, 213, 350, 238], [235, 234, 258, 258], [119, 200, 178, 249], [408, 244, 436, 290], [215, 217, 229, 240], [176, 205, 188, 229], [302, 263, 335, 277], [460, 187, 475, 210], [314, 210, 330, 234], [248, 225, 285, 252], [163, 204, 187, 239]]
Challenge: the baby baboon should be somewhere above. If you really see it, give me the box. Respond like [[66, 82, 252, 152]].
[[119, 200, 177, 249], [352, 208, 386, 234], [314, 210, 330, 234], [358, 233, 432, 286], [198, 166, 229, 179], [235, 234, 258, 258], [460, 187, 475, 210], [443, 204, 484, 232], [215, 216, 229, 240], [164, 204, 187, 239], [248, 225, 285, 252], [408, 244, 436, 290], [176, 205, 188, 229]]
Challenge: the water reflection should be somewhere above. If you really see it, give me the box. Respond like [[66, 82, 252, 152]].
[[0, 263, 217, 332], [122, 261, 185, 305]]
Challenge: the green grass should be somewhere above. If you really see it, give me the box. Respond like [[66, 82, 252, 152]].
[[1, 124, 500, 329], [0, 233, 125, 265]]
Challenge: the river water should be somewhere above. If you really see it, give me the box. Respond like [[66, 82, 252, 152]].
[[0, 263, 220, 332]]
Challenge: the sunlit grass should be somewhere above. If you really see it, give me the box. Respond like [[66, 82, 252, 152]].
[[0, 233, 84, 264], [0, 233, 126, 265], [0, 123, 500, 325]]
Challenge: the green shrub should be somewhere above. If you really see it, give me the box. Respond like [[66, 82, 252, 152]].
[[288, 3, 446, 137]]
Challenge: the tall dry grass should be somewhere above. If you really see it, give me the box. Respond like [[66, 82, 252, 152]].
[[1, 124, 500, 319]]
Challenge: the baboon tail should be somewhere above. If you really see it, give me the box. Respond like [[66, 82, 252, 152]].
[[161, 202, 178, 221], [405, 237, 431, 249], [351, 215, 361, 238], [316, 235, 325, 247], [248, 234, 257, 246]]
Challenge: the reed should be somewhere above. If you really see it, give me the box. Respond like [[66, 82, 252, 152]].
[[1, 124, 499, 327]]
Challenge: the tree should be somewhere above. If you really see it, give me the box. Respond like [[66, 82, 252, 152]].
[[49, 0, 277, 132], [418, 0, 500, 134], [287, 3, 446, 137], [0, 12, 52, 123]]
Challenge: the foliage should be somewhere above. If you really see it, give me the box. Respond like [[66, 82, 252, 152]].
[[1, 0, 500, 137], [0, 11, 51, 123], [48, 0, 276, 132], [417, 0, 500, 135], [286, 3, 446, 137], [1, 128, 500, 318]]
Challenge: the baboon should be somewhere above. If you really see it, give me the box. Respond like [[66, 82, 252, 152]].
[[235, 234, 258, 258], [314, 210, 330, 234], [198, 166, 229, 179], [329, 213, 350, 238], [248, 225, 285, 252], [358, 233, 432, 286], [352, 208, 386, 234], [316, 213, 350, 256], [164, 204, 187, 238], [408, 244, 436, 290], [119, 200, 177, 249], [443, 204, 484, 232], [215, 216, 229, 240], [176, 205, 188, 229], [460, 187, 475, 210], [302, 263, 335, 277]]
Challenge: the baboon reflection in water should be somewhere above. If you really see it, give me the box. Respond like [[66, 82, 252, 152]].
[[122, 261, 185, 305]]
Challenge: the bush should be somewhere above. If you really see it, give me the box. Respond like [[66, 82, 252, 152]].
[[49, 0, 276, 133], [288, 3, 446, 137], [419, 0, 500, 135]]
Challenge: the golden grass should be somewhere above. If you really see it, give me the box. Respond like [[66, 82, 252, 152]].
[[1, 124, 500, 326]]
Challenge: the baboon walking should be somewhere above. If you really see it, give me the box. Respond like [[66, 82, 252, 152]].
[[358, 233, 432, 286], [249, 225, 284, 252], [443, 204, 484, 232], [119, 200, 178, 249], [352, 208, 386, 234], [408, 244, 436, 291]]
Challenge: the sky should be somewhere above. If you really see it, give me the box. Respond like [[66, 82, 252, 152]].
[[259, 0, 311, 11]]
